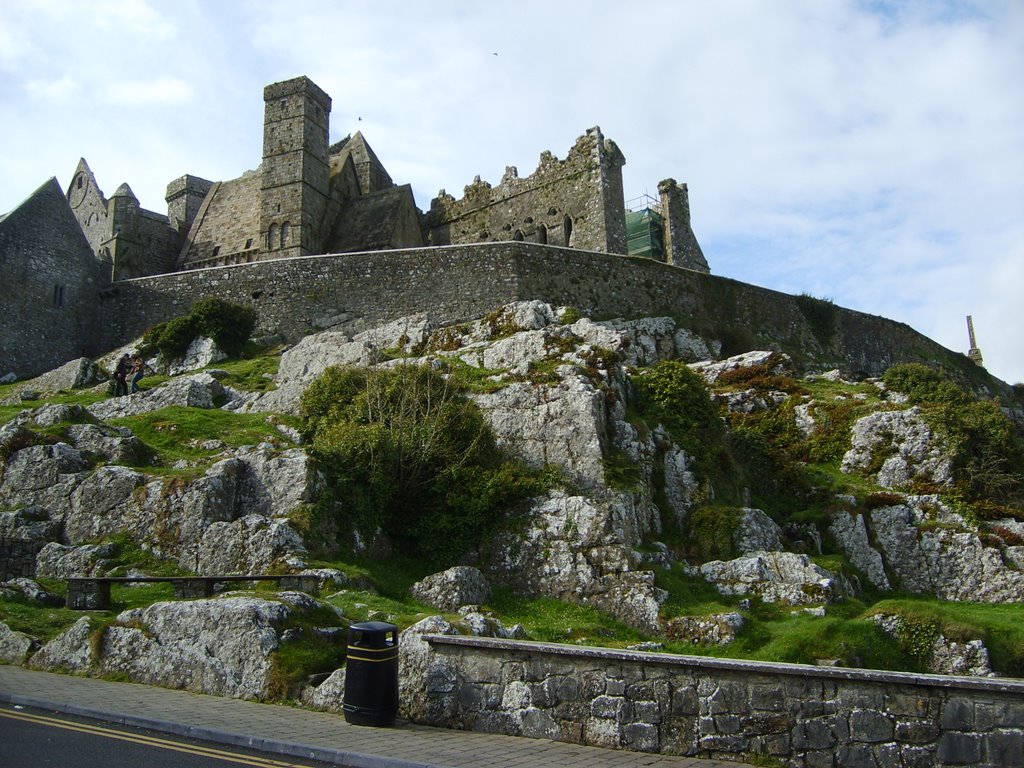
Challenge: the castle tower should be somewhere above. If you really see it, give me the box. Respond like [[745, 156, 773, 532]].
[[966, 315, 984, 366], [658, 179, 709, 273], [165, 174, 213, 235], [260, 76, 332, 260]]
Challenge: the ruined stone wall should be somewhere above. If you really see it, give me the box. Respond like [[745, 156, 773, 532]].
[[92, 242, 999, 397], [0, 180, 107, 379], [425, 127, 627, 254], [179, 174, 262, 269], [110, 206, 180, 280], [417, 635, 1024, 767]]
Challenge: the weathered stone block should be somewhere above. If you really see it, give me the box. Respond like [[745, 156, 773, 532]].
[[938, 732, 983, 765], [849, 708, 894, 743], [793, 718, 837, 750], [941, 698, 975, 731], [986, 731, 1024, 767], [624, 722, 659, 752], [633, 700, 661, 725], [895, 719, 940, 744], [520, 707, 558, 739], [591, 694, 628, 720]]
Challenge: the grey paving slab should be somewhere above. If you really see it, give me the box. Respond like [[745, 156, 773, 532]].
[[0, 665, 754, 768]]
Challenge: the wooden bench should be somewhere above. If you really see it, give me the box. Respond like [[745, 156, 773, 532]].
[[66, 574, 322, 610]]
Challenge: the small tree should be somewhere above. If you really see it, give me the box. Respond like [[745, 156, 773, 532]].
[[300, 363, 549, 564]]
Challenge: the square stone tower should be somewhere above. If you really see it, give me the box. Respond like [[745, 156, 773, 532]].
[[260, 76, 332, 260]]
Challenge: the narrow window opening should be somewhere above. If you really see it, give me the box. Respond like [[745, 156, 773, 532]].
[[513, 230, 524, 242], [537, 224, 548, 244], [245, 238, 253, 250], [281, 222, 291, 248], [563, 215, 573, 247], [268, 224, 279, 250]]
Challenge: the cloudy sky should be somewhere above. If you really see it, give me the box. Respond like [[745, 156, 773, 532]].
[[2, 0, 1021, 384]]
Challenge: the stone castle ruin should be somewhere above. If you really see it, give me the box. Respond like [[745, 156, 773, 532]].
[[0, 74, 1004, 402], [1, 75, 712, 379]]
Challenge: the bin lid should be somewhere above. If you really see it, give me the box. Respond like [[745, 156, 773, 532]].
[[350, 620, 398, 632]]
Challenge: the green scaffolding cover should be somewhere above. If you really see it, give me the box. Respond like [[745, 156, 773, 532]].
[[625, 208, 664, 260]]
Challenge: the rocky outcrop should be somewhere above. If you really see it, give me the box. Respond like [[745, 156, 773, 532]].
[[29, 593, 341, 699], [872, 613, 995, 677], [830, 496, 1024, 602], [663, 612, 745, 645], [841, 407, 954, 490], [0, 358, 107, 405], [699, 551, 847, 606], [87, 373, 228, 420], [0, 621, 37, 664], [411, 566, 491, 612]]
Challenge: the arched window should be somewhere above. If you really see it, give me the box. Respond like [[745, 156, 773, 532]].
[[281, 222, 291, 248], [563, 216, 573, 247], [513, 229, 525, 242], [268, 223, 279, 250], [537, 224, 547, 244]]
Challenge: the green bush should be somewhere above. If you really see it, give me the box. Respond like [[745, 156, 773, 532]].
[[140, 297, 257, 360], [883, 363, 1024, 505], [300, 363, 551, 565], [632, 360, 724, 467]]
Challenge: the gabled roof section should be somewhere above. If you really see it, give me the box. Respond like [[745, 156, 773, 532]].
[[326, 184, 422, 253], [329, 131, 393, 195], [0, 177, 96, 260]]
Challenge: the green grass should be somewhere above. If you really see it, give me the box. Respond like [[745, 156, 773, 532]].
[[107, 407, 298, 466], [205, 353, 281, 392], [488, 589, 648, 647], [866, 598, 1024, 677]]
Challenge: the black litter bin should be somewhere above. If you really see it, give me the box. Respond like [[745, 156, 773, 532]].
[[343, 620, 399, 727]]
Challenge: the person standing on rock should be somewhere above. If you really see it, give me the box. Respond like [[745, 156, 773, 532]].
[[113, 354, 131, 397], [129, 354, 145, 393]]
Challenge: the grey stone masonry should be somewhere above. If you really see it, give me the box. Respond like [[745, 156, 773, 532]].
[[420, 635, 1024, 768], [97, 243, 1009, 395], [425, 127, 627, 255]]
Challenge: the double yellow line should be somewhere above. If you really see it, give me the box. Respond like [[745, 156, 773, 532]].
[[0, 706, 320, 767]]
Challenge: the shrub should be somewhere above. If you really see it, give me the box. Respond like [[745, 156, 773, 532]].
[[883, 364, 1024, 505], [300, 363, 551, 565], [140, 298, 257, 360], [632, 360, 724, 467]]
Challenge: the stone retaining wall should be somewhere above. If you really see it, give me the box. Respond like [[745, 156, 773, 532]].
[[97, 243, 1003, 394], [418, 635, 1024, 767]]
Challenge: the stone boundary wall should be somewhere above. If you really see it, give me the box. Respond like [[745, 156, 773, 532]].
[[97, 243, 996, 393], [419, 635, 1024, 767]]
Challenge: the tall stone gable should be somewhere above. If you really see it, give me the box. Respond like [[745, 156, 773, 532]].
[[0, 179, 106, 378], [260, 76, 332, 260]]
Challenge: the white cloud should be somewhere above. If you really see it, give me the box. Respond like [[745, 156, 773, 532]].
[[103, 77, 193, 105]]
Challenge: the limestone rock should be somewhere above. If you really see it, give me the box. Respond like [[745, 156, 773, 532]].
[[87, 373, 227, 420], [168, 337, 228, 376], [690, 351, 793, 385], [841, 407, 953, 489], [411, 566, 491, 612], [35, 542, 117, 578], [457, 609, 526, 639], [65, 423, 149, 464], [300, 667, 347, 713], [663, 612, 745, 645], [398, 615, 462, 723], [0, 621, 37, 664], [29, 615, 97, 673], [196, 515, 307, 575], [0, 358, 107, 405], [32, 594, 333, 699], [699, 551, 846, 605], [0, 443, 90, 504], [674, 328, 720, 362], [829, 511, 891, 590], [0, 506, 61, 578], [872, 614, 995, 677], [473, 376, 609, 489], [1, 577, 63, 606], [662, 446, 698, 528], [733, 508, 784, 554], [715, 388, 789, 415]]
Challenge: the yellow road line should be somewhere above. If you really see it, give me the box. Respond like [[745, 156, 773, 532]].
[[0, 707, 319, 767]]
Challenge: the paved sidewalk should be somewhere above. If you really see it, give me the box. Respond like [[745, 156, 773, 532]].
[[0, 666, 750, 768]]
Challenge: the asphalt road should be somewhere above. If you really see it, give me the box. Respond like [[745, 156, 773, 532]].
[[0, 704, 345, 768]]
